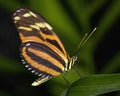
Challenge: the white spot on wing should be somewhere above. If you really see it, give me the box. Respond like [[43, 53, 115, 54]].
[[21, 59, 24, 62], [44, 23, 53, 30], [28, 68, 32, 70], [31, 70, 35, 73], [25, 65, 29, 68], [29, 11, 37, 18], [16, 9, 21, 13], [26, 43, 31, 47], [38, 74, 42, 77], [36, 23, 46, 28], [35, 72, 39, 75], [30, 24, 40, 30], [23, 13, 31, 17], [22, 61, 26, 64], [42, 74, 45, 78], [14, 16, 20, 20]]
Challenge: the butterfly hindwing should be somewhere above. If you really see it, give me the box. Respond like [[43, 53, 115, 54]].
[[13, 8, 70, 86]]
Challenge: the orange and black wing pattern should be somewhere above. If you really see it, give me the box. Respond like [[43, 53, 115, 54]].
[[12, 8, 70, 86]]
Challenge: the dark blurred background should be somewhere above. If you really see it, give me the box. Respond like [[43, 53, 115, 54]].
[[0, 0, 120, 96]]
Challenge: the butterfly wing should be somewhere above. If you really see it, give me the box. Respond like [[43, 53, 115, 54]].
[[12, 8, 70, 86]]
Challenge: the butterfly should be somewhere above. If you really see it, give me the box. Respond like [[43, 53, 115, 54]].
[[12, 8, 78, 86]]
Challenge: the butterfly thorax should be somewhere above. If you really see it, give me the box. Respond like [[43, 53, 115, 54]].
[[64, 56, 77, 72]]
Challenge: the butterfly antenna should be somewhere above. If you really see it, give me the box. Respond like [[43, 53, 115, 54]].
[[74, 27, 97, 55], [76, 33, 88, 51]]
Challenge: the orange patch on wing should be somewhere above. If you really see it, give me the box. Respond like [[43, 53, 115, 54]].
[[19, 33, 44, 43], [28, 48, 64, 71]]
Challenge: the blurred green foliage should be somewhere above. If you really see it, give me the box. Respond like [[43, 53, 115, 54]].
[[0, 0, 120, 96]]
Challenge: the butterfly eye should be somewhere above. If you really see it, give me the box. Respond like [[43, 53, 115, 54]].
[[71, 56, 77, 67], [72, 56, 77, 61]]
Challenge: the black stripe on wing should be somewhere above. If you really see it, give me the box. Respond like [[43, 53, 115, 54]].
[[13, 8, 68, 57], [21, 42, 66, 75]]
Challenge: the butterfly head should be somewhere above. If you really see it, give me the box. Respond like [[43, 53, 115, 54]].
[[65, 56, 77, 71]]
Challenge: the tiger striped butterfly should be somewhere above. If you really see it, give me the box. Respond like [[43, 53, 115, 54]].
[[12, 8, 78, 86]]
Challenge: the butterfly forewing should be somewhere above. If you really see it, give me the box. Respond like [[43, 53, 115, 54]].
[[13, 8, 70, 86]]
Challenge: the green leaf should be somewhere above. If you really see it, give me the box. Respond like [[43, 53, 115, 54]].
[[62, 74, 120, 96]]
